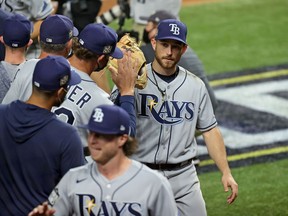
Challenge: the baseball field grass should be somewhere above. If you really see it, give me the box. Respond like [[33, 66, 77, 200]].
[[199, 158, 288, 216], [108, 0, 288, 215], [180, 0, 288, 75]]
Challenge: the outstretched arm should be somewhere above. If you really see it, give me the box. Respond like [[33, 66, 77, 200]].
[[108, 50, 139, 137], [202, 126, 238, 204]]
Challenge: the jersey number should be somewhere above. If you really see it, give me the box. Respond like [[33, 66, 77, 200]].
[[54, 107, 75, 125]]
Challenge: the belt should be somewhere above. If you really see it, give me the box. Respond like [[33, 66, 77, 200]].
[[144, 159, 193, 170]]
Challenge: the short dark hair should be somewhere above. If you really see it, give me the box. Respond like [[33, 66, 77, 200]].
[[72, 37, 99, 60], [40, 41, 67, 53]]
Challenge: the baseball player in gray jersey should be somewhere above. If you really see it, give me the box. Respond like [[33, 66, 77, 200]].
[[1, 14, 78, 104], [130, 19, 239, 215], [0, 13, 33, 103], [28, 105, 177, 216], [52, 23, 139, 148], [0, 0, 54, 59]]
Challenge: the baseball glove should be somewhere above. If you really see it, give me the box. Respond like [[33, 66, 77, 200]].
[[107, 34, 148, 89]]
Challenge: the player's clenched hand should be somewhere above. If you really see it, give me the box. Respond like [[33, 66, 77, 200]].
[[28, 201, 56, 216], [109, 50, 139, 96], [222, 173, 238, 204]]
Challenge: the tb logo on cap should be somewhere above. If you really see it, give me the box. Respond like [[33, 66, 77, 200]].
[[93, 108, 104, 122], [169, 24, 180, 35]]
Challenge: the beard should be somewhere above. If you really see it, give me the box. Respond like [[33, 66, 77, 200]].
[[155, 52, 178, 70]]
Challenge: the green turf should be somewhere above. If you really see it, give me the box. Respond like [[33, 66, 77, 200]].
[[110, 0, 288, 75], [180, 0, 288, 75], [199, 158, 288, 216]]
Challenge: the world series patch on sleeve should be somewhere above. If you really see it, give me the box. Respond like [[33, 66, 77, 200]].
[[107, 34, 148, 89]]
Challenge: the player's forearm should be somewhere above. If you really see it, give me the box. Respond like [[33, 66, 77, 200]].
[[119, 95, 136, 137], [203, 127, 231, 175], [31, 20, 42, 41]]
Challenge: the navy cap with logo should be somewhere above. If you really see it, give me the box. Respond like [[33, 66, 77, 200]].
[[40, 14, 79, 44], [83, 105, 130, 135], [155, 19, 187, 45], [3, 13, 32, 48], [33, 56, 81, 91], [78, 23, 123, 59]]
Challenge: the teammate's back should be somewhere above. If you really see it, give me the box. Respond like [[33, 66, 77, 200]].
[[0, 101, 84, 215]]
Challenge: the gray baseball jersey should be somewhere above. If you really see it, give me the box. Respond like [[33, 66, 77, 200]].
[[132, 63, 217, 164], [0, 61, 20, 102], [0, 0, 53, 21], [1, 59, 39, 104], [129, 63, 216, 215], [47, 160, 178, 216], [52, 66, 113, 147]]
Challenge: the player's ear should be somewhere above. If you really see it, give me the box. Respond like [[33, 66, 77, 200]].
[[57, 87, 67, 98], [27, 39, 33, 47], [98, 54, 105, 61], [151, 38, 156, 50], [181, 44, 188, 54], [67, 38, 73, 50], [0, 36, 4, 44], [118, 134, 128, 147]]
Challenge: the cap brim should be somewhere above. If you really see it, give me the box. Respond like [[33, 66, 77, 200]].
[[72, 27, 79, 37], [111, 47, 123, 59], [156, 36, 187, 45], [78, 124, 120, 135], [139, 16, 149, 21], [68, 69, 81, 86]]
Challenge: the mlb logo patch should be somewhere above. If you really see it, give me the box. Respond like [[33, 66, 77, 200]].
[[11, 43, 19, 48], [46, 38, 53, 43]]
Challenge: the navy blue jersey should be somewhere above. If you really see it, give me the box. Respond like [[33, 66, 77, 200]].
[[0, 100, 85, 216]]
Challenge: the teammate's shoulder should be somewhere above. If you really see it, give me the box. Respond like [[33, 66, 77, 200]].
[[69, 162, 90, 173], [51, 117, 78, 132], [61, 162, 91, 183], [17, 59, 39, 74], [180, 66, 205, 82]]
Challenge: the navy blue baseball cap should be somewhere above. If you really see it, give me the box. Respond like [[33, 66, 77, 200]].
[[78, 23, 123, 59], [40, 14, 78, 44], [3, 13, 32, 48], [141, 10, 177, 23], [33, 56, 81, 91], [155, 19, 187, 45], [83, 105, 130, 135]]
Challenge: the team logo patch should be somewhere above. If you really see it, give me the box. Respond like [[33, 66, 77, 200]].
[[46, 38, 53, 43], [169, 24, 180, 35], [93, 108, 104, 122], [102, 45, 112, 54], [48, 188, 60, 206], [69, 30, 73, 39], [60, 75, 69, 86]]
